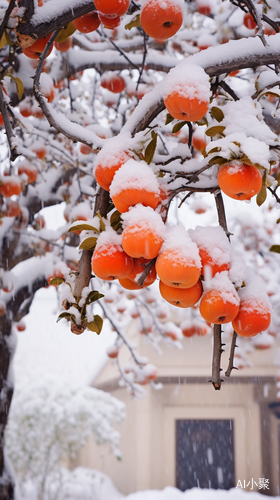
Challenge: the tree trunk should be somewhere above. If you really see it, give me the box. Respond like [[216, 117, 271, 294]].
[[0, 315, 15, 500]]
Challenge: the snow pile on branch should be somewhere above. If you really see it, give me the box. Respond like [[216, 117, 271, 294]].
[[206, 97, 277, 169]]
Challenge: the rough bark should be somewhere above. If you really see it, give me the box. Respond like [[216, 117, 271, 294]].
[[72, 188, 109, 306], [0, 315, 14, 500], [0, 276, 47, 499], [15, 0, 96, 45]]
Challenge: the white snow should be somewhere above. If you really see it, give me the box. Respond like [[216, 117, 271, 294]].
[[110, 159, 160, 197], [158, 225, 201, 268], [31, 0, 94, 25], [122, 204, 166, 240], [202, 271, 240, 306], [163, 64, 211, 103]]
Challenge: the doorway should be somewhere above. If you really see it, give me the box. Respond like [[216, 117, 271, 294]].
[[176, 419, 235, 490]]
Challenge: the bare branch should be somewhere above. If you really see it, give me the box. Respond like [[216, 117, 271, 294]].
[[225, 331, 239, 377], [0, 0, 16, 43], [0, 85, 19, 162], [72, 189, 109, 304], [100, 302, 141, 366], [268, 186, 280, 204], [15, 0, 95, 45], [33, 36, 105, 148], [219, 80, 239, 101], [137, 258, 156, 288], [211, 324, 224, 390], [214, 191, 231, 240]]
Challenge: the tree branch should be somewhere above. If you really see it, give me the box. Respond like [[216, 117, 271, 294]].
[[72, 189, 109, 301], [33, 36, 105, 148], [0, 85, 19, 162], [225, 330, 239, 377], [15, 0, 96, 46], [137, 258, 156, 288], [0, 0, 16, 44], [211, 324, 224, 390], [214, 191, 231, 240], [128, 36, 280, 135]]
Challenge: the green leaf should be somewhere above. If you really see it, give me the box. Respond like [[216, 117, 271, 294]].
[[0, 32, 7, 49], [85, 291, 104, 306], [5, 30, 16, 46], [258, 90, 280, 101], [79, 237, 98, 251], [49, 277, 65, 286], [239, 154, 254, 167], [13, 77, 24, 100], [110, 210, 122, 231], [158, 171, 165, 178], [165, 113, 174, 125], [207, 146, 222, 154], [270, 245, 280, 253], [209, 156, 228, 166], [144, 134, 157, 165], [110, 210, 121, 224], [55, 22, 76, 43], [256, 186, 267, 207], [87, 315, 103, 334], [265, 173, 275, 188], [210, 106, 224, 123], [68, 223, 99, 233], [125, 14, 141, 30], [172, 121, 187, 134], [151, 130, 157, 139], [96, 211, 106, 232], [206, 126, 226, 137], [57, 312, 76, 323], [6, 73, 25, 100], [196, 117, 208, 126]]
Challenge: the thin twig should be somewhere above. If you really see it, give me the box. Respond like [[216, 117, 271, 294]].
[[0, 0, 16, 44], [137, 258, 156, 288], [225, 330, 239, 377], [268, 186, 280, 204], [136, 30, 148, 96], [96, 29, 139, 71], [33, 29, 103, 148], [219, 80, 239, 101], [178, 191, 194, 208], [155, 155, 183, 166], [100, 302, 142, 366], [0, 85, 19, 162], [214, 191, 231, 239]]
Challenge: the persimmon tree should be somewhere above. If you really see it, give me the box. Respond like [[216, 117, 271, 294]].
[[0, 0, 280, 497]]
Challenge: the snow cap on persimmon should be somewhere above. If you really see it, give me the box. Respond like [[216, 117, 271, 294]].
[[163, 64, 211, 105]]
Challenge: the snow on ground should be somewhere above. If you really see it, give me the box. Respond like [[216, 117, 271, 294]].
[[123, 488, 278, 500], [18, 467, 279, 500]]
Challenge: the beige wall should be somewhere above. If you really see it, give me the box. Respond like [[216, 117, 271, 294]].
[[78, 381, 270, 494], [95, 325, 280, 386], [77, 330, 280, 495]]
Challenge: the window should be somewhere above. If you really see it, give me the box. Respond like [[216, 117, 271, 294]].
[[176, 419, 235, 490]]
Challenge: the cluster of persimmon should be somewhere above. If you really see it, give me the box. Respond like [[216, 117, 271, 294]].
[[90, 142, 271, 340], [0, 159, 40, 231], [0, 160, 38, 200]]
